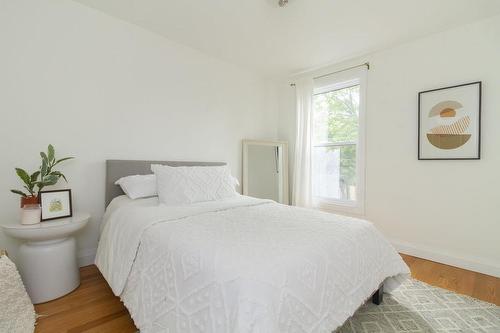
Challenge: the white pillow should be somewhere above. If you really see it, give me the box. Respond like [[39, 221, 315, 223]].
[[114, 174, 157, 199], [230, 175, 240, 188], [151, 164, 237, 205]]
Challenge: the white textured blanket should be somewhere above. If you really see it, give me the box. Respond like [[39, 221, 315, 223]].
[[96, 196, 409, 332], [0, 254, 36, 333]]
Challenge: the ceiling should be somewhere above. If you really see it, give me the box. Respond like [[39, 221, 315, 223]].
[[74, 0, 500, 78]]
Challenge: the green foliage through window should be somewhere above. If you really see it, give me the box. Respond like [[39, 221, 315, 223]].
[[313, 84, 359, 201], [313, 85, 359, 144]]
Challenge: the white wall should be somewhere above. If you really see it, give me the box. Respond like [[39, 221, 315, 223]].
[[278, 15, 500, 276], [0, 0, 278, 265]]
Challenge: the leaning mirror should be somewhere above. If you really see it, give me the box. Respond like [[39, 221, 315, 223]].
[[242, 140, 289, 204]]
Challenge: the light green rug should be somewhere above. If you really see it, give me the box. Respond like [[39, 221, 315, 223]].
[[336, 278, 500, 332]]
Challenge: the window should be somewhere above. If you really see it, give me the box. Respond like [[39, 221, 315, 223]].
[[311, 69, 366, 213]]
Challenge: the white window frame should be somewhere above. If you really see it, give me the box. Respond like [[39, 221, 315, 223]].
[[311, 67, 367, 215]]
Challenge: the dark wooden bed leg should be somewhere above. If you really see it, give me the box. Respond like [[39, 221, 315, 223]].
[[371, 284, 384, 305]]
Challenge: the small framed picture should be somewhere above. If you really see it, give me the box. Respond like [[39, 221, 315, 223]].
[[418, 81, 481, 160], [39, 189, 73, 221]]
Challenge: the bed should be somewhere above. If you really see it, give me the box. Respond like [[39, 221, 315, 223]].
[[96, 160, 409, 333]]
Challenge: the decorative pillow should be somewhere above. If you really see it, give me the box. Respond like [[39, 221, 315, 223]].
[[230, 175, 240, 188], [151, 164, 237, 205], [114, 174, 157, 199]]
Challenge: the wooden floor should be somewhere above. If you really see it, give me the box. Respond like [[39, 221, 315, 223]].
[[400, 254, 499, 306], [34, 254, 499, 332], [34, 266, 136, 333]]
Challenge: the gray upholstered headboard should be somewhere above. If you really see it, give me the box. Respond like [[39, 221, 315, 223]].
[[105, 160, 226, 207]]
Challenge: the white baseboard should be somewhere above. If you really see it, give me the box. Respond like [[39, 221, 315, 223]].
[[77, 247, 96, 267], [391, 239, 500, 278]]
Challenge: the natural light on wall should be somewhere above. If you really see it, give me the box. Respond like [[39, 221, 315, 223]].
[[311, 67, 367, 214]]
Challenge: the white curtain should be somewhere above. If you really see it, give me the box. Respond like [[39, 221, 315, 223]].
[[292, 77, 314, 207]]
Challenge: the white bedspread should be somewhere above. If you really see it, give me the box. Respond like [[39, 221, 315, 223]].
[[96, 195, 409, 333]]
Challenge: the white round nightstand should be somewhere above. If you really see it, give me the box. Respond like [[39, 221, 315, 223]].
[[1, 213, 90, 304]]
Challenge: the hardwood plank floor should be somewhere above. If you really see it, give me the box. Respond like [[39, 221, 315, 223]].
[[35, 266, 137, 333], [34, 254, 499, 332], [401, 253, 500, 305]]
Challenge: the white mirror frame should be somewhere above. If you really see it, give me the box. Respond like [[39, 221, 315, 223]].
[[242, 139, 289, 205]]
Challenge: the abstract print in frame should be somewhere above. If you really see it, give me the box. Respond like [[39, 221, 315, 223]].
[[418, 81, 481, 160]]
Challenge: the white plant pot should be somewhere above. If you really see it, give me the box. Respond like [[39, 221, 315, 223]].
[[20, 205, 41, 225]]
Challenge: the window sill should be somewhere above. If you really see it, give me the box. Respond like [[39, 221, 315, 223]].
[[312, 198, 365, 217]]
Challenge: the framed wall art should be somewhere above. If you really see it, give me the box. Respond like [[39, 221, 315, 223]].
[[40, 189, 73, 221], [418, 81, 481, 160]]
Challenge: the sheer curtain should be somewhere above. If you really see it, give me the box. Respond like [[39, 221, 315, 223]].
[[292, 77, 314, 207]]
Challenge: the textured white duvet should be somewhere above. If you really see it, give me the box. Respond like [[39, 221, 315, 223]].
[[96, 195, 409, 333]]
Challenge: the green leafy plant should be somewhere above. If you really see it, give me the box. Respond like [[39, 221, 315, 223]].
[[10, 169, 40, 197], [10, 145, 74, 197]]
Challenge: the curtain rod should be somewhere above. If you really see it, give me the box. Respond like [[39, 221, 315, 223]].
[[290, 62, 369, 87]]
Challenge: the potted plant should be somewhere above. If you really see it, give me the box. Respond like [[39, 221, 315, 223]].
[[11, 145, 74, 207]]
